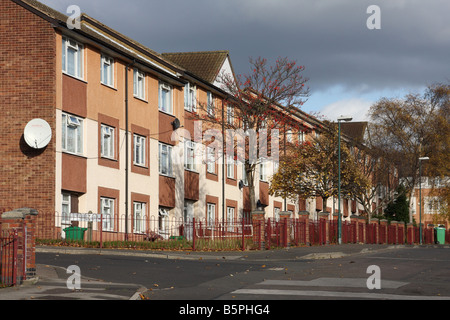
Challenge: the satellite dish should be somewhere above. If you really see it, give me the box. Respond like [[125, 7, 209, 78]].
[[171, 118, 181, 131], [24, 119, 52, 149]]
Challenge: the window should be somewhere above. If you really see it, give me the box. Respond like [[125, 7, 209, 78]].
[[133, 69, 145, 100], [206, 147, 216, 174], [274, 207, 281, 222], [298, 131, 305, 143], [159, 82, 173, 114], [159, 143, 173, 176], [259, 158, 268, 182], [207, 91, 215, 117], [207, 203, 216, 227], [133, 202, 146, 234], [101, 197, 115, 231], [227, 207, 235, 231], [184, 83, 196, 112], [227, 105, 234, 125], [134, 134, 146, 167], [62, 193, 71, 224], [242, 163, 248, 186], [101, 125, 115, 159], [286, 129, 293, 143], [101, 54, 114, 87], [62, 113, 83, 155], [185, 140, 196, 171], [62, 37, 84, 79], [159, 207, 169, 238], [227, 155, 235, 179]]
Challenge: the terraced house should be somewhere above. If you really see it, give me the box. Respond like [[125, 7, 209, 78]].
[[1, 0, 373, 242]]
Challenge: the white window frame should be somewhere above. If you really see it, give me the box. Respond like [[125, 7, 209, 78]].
[[101, 54, 114, 87], [206, 147, 216, 174], [207, 91, 215, 117], [298, 131, 305, 143], [62, 36, 84, 79], [227, 105, 234, 125], [184, 83, 197, 112], [133, 69, 145, 100], [274, 207, 281, 222], [62, 113, 84, 155], [133, 201, 146, 234], [286, 128, 293, 143], [159, 143, 173, 176], [62, 193, 71, 224], [159, 207, 169, 238], [101, 124, 115, 159], [101, 197, 115, 231], [227, 155, 235, 179], [184, 140, 197, 172], [259, 158, 268, 182], [159, 82, 173, 114], [134, 134, 146, 167], [207, 203, 216, 227], [242, 163, 249, 186], [227, 206, 235, 231]]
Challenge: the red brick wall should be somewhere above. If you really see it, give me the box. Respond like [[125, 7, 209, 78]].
[[0, 0, 56, 234]]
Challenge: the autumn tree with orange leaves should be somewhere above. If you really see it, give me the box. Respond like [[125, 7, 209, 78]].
[[192, 57, 310, 212]]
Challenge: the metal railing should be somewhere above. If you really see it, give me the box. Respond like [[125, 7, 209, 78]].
[[1, 230, 18, 287]]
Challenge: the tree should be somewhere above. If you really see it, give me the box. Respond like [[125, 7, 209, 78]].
[[193, 57, 310, 212], [269, 125, 368, 211], [366, 83, 450, 222], [348, 145, 399, 221], [384, 184, 410, 223]]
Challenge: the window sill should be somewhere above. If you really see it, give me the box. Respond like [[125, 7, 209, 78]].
[[133, 95, 148, 103], [101, 82, 117, 91], [62, 72, 87, 84], [159, 173, 176, 179], [62, 151, 87, 159]]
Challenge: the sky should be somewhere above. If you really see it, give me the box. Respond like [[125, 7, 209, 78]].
[[40, 0, 450, 122]]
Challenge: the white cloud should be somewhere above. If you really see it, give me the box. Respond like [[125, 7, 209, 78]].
[[318, 98, 373, 122]]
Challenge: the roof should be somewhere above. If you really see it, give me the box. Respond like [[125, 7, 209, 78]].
[[340, 122, 368, 143], [161, 51, 231, 83]]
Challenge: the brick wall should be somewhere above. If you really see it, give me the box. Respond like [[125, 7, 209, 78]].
[[0, 0, 56, 236]]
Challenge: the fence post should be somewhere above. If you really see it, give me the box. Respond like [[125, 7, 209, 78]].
[[251, 210, 265, 250], [192, 218, 196, 251], [317, 212, 327, 245], [242, 218, 245, 251], [298, 211, 310, 246], [358, 216, 366, 244], [379, 219, 388, 244], [1, 208, 38, 285], [407, 223, 414, 245], [279, 211, 291, 248]]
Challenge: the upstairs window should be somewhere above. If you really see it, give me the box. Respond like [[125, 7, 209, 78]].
[[133, 69, 145, 100], [101, 54, 114, 87], [62, 37, 84, 79], [207, 91, 215, 117], [62, 113, 84, 155], [159, 143, 173, 176], [101, 124, 115, 159], [159, 82, 173, 114], [184, 83, 197, 112], [134, 134, 147, 167]]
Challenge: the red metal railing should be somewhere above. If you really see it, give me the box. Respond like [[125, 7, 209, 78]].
[[1, 230, 18, 287], [34, 213, 448, 251]]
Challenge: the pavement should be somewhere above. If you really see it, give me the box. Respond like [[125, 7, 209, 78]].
[[0, 243, 440, 300]]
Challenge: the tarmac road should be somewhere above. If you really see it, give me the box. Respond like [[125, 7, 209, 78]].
[[1, 244, 449, 304]]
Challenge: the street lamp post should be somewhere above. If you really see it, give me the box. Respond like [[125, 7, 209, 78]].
[[418, 157, 429, 245], [337, 115, 352, 245]]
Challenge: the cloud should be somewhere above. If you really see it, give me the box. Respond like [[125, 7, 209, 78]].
[[317, 98, 373, 122], [40, 0, 450, 104]]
